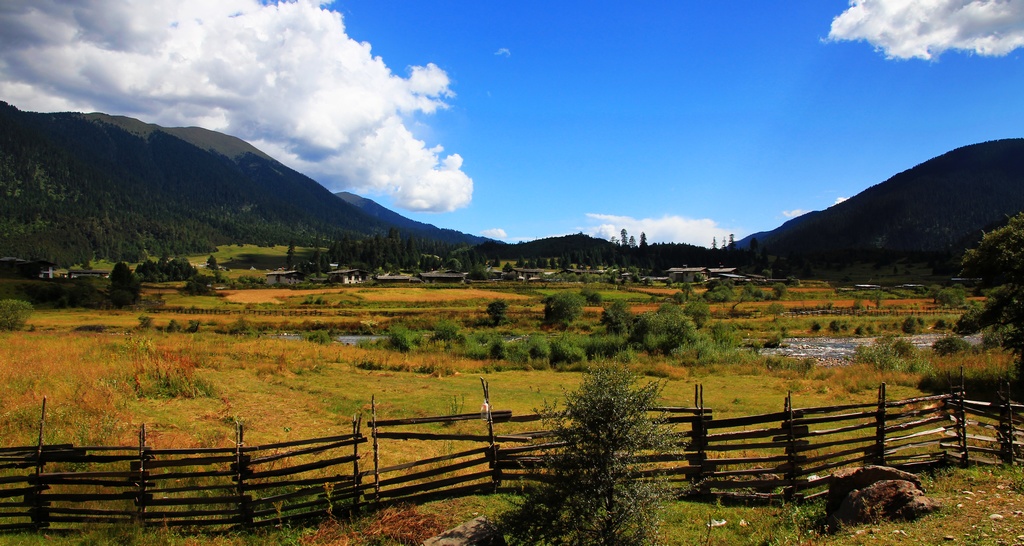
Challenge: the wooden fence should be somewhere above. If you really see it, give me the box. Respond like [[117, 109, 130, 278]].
[[2, 380, 1021, 533]]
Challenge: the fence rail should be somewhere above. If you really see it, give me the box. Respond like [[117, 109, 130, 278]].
[[1, 379, 1021, 533]]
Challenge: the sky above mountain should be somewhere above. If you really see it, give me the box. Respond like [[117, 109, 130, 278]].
[[1, 1, 1023, 246]]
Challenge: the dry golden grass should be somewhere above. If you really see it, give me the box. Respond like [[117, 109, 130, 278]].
[[349, 287, 530, 303]]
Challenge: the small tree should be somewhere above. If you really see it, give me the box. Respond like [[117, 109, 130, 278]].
[[600, 300, 633, 335], [109, 262, 141, 308], [543, 292, 585, 327], [958, 212, 1024, 382], [0, 299, 33, 331], [486, 300, 509, 326], [501, 364, 670, 545]]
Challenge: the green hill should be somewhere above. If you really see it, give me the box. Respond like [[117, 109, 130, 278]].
[[0, 101, 483, 266], [739, 139, 1024, 255]]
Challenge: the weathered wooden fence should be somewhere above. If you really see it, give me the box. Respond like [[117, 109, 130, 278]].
[[2, 380, 1021, 533]]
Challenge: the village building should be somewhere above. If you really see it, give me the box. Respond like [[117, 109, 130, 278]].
[[374, 274, 422, 284], [511, 268, 547, 281], [67, 269, 111, 279], [419, 271, 467, 284], [265, 270, 305, 285], [665, 267, 708, 283], [327, 269, 369, 284]]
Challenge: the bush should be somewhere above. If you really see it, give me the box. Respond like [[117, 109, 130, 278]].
[[304, 329, 333, 345], [901, 316, 924, 334], [432, 319, 463, 345], [932, 335, 972, 356], [543, 292, 585, 327], [630, 305, 698, 355], [600, 300, 633, 335], [550, 335, 586, 365], [500, 364, 670, 545], [580, 287, 602, 305], [486, 300, 509, 326], [0, 299, 32, 331], [682, 300, 711, 328], [854, 336, 931, 373], [387, 325, 419, 353]]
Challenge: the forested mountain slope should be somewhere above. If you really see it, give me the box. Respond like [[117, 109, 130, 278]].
[[0, 102, 482, 266], [739, 139, 1024, 254]]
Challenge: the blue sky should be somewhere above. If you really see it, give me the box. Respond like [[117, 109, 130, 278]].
[[2, 1, 1023, 246]]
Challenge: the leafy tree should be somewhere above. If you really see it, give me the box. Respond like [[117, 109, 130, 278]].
[[486, 300, 509, 326], [543, 292, 585, 327], [206, 255, 218, 271], [109, 262, 140, 307], [0, 299, 33, 331], [957, 212, 1024, 382], [600, 300, 634, 335], [501, 364, 670, 546]]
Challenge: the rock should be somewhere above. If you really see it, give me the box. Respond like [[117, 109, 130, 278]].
[[422, 516, 505, 546], [828, 479, 941, 528], [825, 466, 923, 515]]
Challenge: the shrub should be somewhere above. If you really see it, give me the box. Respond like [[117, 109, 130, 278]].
[[600, 300, 633, 335], [486, 300, 509, 326], [387, 325, 419, 353], [489, 337, 507, 360], [854, 336, 931, 373], [550, 335, 586, 365], [165, 319, 182, 333], [432, 319, 463, 345], [580, 287, 602, 305], [543, 292, 585, 327], [901, 316, 924, 334], [304, 329, 333, 345], [683, 300, 711, 328], [0, 299, 32, 331], [932, 335, 972, 356], [500, 364, 670, 546], [630, 305, 697, 355]]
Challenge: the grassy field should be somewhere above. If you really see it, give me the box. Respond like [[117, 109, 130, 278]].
[[0, 275, 1019, 545]]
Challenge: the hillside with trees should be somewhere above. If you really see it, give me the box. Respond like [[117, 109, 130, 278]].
[[739, 139, 1024, 255], [0, 102, 484, 266]]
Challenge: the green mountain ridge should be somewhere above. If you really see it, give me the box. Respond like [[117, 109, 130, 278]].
[[739, 139, 1024, 255], [0, 101, 485, 266]]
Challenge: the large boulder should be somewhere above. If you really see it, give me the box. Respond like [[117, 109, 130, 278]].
[[825, 465, 922, 515], [825, 466, 940, 529], [422, 516, 505, 546]]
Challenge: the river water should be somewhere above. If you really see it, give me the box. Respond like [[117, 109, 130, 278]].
[[759, 334, 980, 364]]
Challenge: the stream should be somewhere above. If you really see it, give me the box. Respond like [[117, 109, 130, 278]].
[[759, 333, 981, 365]]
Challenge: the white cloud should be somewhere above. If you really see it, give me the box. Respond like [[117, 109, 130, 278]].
[[481, 228, 507, 239], [782, 209, 810, 218], [0, 0, 471, 212], [494, 48, 511, 57], [829, 0, 1024, 60], [582, 213, 736, 247], [834, 196, 849, 205]]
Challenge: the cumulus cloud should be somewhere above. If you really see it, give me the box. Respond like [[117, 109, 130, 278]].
[[582, 213, 735, 248], [834, 196, 849, 205], [0, 0, 472, 212], [480, 228, 507, 239], [829, 0, 1024, 60], [494, 48, 511, 57], [782, 209, 810, 218]]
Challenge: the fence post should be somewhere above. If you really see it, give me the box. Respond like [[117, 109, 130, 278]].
[[480, 378, 499, 492], [352, 413, 362, 515], [136, 424, 147, 523], [784, 392, 797, 501], [1000, 381, 1015, 465], [31, 397, 47, 532], [692, 384, 707, 492], [956, 368, 969, 468], [371, 396, 380, 506], [235, 422, 252, 528], [876, 383, 887, 466]]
